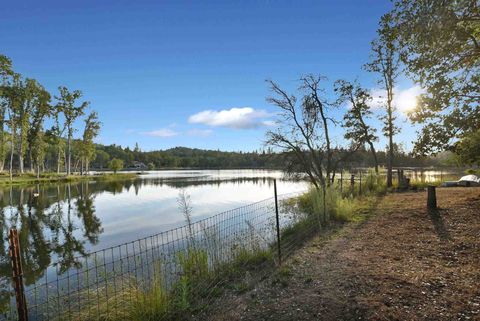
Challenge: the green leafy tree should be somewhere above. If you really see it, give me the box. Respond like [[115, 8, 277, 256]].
[[147, 162, 155, 170], [16, 78, 40, 173], [27, 83, 51, 172], [31, 131, 46, 178], [0, 55, 13, 172], [93, 149, 110, 169], [365, 13, 401, 187], [81, 111, 101, 174], [55, 86, 88, 175], [335, 80, 379, 173], [390, 0, 480, 155], [454, 129, 480, 166], [51, 106, 66, 173], [108, 158, 124, 174], [3, 73, 25, 180]]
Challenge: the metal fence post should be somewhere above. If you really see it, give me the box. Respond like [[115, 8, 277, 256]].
[[9, 228, 28, 321], [273, 179, 281, 266]]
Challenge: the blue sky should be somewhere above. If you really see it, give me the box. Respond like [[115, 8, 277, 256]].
[[1, 0, 420, 152]]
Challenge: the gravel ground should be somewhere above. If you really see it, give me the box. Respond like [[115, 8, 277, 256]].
[[205, 187, 480, 321]]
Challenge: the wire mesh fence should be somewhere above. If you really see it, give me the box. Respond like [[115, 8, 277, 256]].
[[3, 188, 310, 321]]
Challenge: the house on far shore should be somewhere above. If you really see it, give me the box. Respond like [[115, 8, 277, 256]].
[[131, 161, 148, 169]]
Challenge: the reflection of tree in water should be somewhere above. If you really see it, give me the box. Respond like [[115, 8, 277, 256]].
[[0, 181, 104, 313], [141, 176, 276, 188], [0, 174, 286, 313]]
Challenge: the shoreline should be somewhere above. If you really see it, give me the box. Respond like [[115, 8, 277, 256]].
[[0, 172, 138, 187]]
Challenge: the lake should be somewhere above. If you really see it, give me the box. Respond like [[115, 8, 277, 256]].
[[0, 169, 308, 315], [0, 168, 464, 317]]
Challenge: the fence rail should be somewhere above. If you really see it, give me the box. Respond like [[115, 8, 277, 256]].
[[4, 183, 308, 321]]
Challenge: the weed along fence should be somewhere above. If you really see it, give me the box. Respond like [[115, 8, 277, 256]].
[[4, 181, 309, 321]]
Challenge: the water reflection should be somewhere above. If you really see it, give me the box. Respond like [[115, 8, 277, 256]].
[[0, 183, 104, 313], [0, 170, 307, 314]]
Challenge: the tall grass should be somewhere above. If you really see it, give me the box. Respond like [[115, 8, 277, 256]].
[[296, 170, 385, 225]]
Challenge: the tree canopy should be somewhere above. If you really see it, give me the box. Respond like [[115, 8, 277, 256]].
[[390, 0, 480, 155]]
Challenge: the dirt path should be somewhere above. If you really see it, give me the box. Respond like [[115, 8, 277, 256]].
[[207, 187, 480, 321]]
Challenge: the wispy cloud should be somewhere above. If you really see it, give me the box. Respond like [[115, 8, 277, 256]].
[[186, 129, 213, 137], [142, 128, 179, 137], [188, 107, 274, 129]]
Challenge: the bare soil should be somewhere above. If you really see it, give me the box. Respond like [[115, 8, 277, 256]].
[[206, 187, 480, 321]]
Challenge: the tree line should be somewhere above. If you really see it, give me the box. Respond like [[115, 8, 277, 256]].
[[89, 145, 445, 171], [264, 0, 479, 190], [0, 55, 101, 178]]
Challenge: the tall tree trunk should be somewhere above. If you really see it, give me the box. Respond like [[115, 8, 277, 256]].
[[57, 146, 62, 174], [28, 149, 33, 173], [0, 113, 4, 173], [67, 128, 72, 176], [386, 97, 394, 187], [18, 139, 24, 174], [387, 130, 393, 187], [9, 123, 15, 181], [18, 118, 25, 174], [368, 141, 379, 174]]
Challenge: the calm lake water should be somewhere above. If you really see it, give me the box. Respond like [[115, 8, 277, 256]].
[[0, 169, 308, 313], [0, 168, 464, 316]]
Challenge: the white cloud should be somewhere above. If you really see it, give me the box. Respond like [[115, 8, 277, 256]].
[[142, 128, 179, 137], [186, 129, 214, 137], [188, 107, 274, 129], [368, 86, 424, 114]]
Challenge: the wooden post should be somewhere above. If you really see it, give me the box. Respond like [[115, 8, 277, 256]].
[[427, 185, 437, 209], [350, 174, 355, 192], [359, 171, 362, 195], [273, 179, 281, 266], [340, 169, 343, 194], [9, 228, 28, 321]]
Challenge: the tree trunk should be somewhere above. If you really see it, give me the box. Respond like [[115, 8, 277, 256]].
[[18, 126, 24, 174], [9, 123, 15, 181], [18, 150, 24, 174], [386, 109, 394, 187], [57, 146, 62, 174], [368, 141, 379, 174], [67, 129, 72, 176], [28, 149, 33, 173]]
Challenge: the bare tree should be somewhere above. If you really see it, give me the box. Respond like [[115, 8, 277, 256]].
[[265, 77, 326, 190], [266, 76, 361, 224]]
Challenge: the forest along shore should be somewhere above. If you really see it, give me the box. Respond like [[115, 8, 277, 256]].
[[205, 187, 480, 321]]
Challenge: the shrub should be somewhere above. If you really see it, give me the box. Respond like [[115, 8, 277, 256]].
[[108, 158, 124, 174]]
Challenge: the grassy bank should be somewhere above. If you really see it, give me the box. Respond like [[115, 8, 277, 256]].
[[0, 172, 138, 186]]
